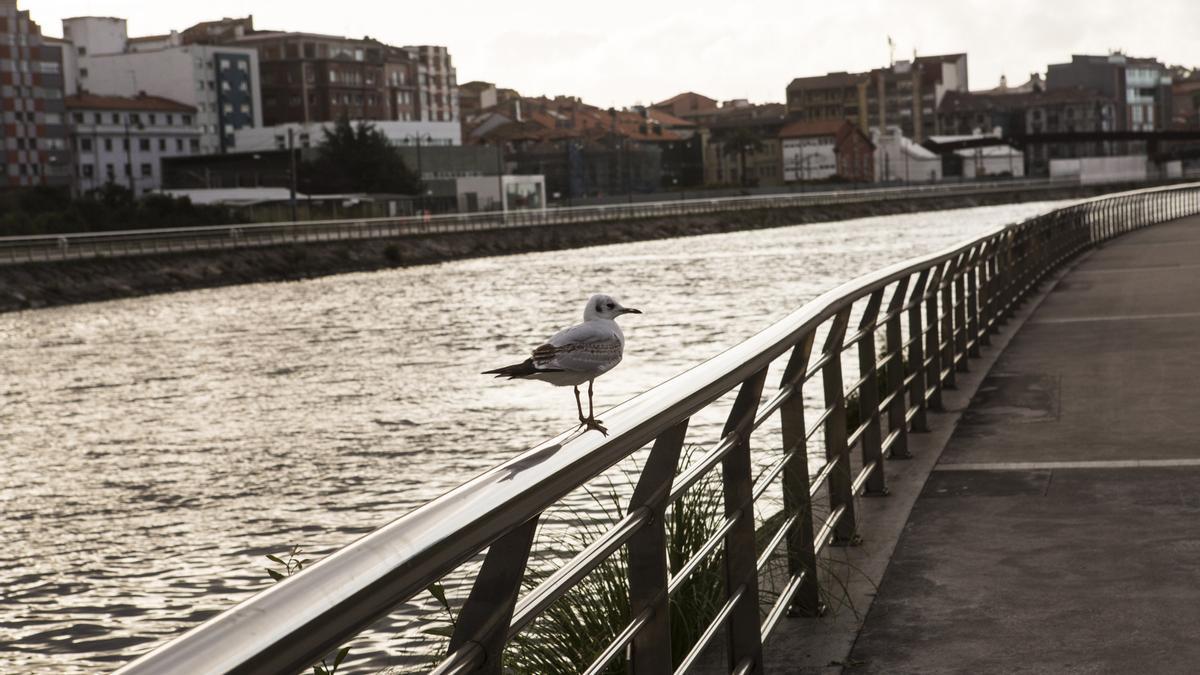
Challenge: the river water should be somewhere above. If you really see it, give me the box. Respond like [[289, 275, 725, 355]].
[[0, 201, 1068, 672]]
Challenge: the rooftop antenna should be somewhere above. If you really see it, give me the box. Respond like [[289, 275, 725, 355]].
[[887, 35, 895, 66]]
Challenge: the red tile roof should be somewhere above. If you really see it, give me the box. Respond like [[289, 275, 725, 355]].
[[66, 93, 196, 113], [779, 119, 854, 138]]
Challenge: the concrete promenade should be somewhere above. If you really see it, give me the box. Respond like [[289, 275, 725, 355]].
[[848, 214, 1200, 672]]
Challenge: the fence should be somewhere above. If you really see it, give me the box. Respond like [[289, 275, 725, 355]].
[[112, 182, 1200, 674], [0, 177, 1087, 266]]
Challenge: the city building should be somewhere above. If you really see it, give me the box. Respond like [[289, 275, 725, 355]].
[[785, 71, 865, 127], [699, 103, 789, 187], [60, 16, 262, 155], [459, 80, 497, 119], [651, 91, 719, 119], [66, 92, 200, 194], [0, 0, 72, 190], [1047, 53, 1173, 131], [871, 127, 943, 182], [779, 119, 874, 183], [785, 54, 968, 143], [184, 18, 458, 126], [938, 88, 1117, 175]]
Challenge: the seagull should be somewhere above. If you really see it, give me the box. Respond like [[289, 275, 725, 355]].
[[483, 294, 641, 436]]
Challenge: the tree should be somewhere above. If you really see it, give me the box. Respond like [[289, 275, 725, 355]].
[[300, 117, 422, 195], [720, 127, 765, 187]]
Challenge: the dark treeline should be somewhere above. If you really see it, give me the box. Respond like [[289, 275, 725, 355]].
[[0, 185, 239, 236]]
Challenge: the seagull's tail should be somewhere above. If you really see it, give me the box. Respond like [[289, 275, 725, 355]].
[[482, 359, 541, 379]]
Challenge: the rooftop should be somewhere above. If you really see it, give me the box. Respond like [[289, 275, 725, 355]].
[[65, 93, 196, 113]]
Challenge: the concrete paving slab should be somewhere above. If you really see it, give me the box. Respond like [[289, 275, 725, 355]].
[[844, 214, 1200, 674]]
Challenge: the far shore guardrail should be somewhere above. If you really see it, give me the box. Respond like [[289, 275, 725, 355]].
[[0, 176, 1102, 266], [112, 182, 1200, 675]]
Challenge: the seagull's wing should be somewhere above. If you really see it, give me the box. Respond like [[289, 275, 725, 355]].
[[532, 321, 624, 374]]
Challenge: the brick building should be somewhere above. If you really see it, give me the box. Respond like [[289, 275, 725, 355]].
[[1047, 53, 1172, 132], [0, 0, 72, 189], [186, 18, 457, 126], [785, 54, 968, 143], [779, 119, 874, 183]]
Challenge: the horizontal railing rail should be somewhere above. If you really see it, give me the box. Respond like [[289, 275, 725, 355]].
[[113, 181, 1200, 675], [0, 176, 1094, 266]]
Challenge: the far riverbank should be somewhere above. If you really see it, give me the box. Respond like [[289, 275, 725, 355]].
[[0, 182, 1132, 313]]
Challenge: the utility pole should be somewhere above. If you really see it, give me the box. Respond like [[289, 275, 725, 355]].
[[288, 127, 298, 222], [124, 113, 136, 194], [495, 142, 504, 212]]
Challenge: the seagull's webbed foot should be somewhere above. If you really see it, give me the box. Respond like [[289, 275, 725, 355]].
[[583, 416, 608, 436]]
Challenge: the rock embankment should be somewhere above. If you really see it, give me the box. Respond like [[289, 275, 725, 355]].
[[0, 184, 1127, 313]]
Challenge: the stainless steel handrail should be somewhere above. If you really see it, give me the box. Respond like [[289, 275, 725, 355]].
[[0, 176, 1093, 266], [113, 181, 1200, 675]]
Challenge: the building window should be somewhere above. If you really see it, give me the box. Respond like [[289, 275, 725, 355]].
[[79, 137, 93, 151], [237, 60, 248, 71], [104, 138, 113, 151], [158, 138, 166, 151], [140, 163, 152, 177], [148, 113, 157, 124], [139, 138, 150, 151], [189, 139, 199, 152], [73, 112, 84, 123], [182, 114, 192, 125], [220, 58, 231, 70], [81, 164, 94, 178], [112, 113, 120, 124], [124, 163, 131, 176], [176, 138, 184, 151], [166, 114, 174, 125], [77, 46, 87, 55], [106, 163, 115, 178]]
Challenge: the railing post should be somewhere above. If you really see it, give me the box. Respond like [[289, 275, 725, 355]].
[[778, 333, 822, 617], [964, 247, 981, 358], [906, 269, 931, 431], [941, 255, 960, 385], [977, 240, 994, 345], [627, 419, 689, 675], [923, 264, 946, 410], [885, 276, 911, 458], [855, 289, 887, 494], [821, 308, 858, 543], [721, 367, 769, 675], [446, 516, 540, 674]]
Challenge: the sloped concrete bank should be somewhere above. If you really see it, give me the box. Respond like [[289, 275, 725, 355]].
[[0, 184, 1127, 313]]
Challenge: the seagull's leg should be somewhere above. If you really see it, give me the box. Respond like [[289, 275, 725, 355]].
[[574, 385, 586, 425], [584, 379, 607, 436]]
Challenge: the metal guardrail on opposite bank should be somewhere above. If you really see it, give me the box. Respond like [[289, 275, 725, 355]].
[[113, 182, 1200, 675], [0, 177, 1086, 266]]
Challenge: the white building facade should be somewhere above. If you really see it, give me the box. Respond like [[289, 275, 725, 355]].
[[61, 17, 262, 155], [66, 93, 201, 195], [781, 136, 838, 182], [230, 119, 461, 152]]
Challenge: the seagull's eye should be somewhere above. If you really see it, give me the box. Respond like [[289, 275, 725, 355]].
[[606, 302, 615, 309]]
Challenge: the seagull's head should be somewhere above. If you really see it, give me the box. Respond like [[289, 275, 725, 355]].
[[584, 294, 642, 322]]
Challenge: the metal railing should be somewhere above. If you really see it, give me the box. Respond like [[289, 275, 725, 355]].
[[114, 182, 1200, 675], [0, 177, 1088, 266]]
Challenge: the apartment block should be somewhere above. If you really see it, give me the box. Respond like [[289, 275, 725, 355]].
[[61, 16, 262, 155], [66, 93, 200, 194], [1047, 53, 1173, 131], [0, 0, 71, 189]]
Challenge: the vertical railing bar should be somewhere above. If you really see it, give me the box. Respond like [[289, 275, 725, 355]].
[[855, 289, 887, 495], [884, 275, 912, 458], [445, 516, 541, 675], [779, 332, 822, 617], [720, 367, 769, 675], [628, 418, 690, 675], [821, 308, 858, 544], [905, 268, 931, 431]]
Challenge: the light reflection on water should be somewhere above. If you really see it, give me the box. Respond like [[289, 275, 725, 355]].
[[0, 201, 1067, 672]]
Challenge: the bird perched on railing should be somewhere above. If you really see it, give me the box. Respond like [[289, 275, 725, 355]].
[[483, 294, 641, 436]]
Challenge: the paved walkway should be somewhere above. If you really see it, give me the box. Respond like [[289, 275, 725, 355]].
[[848, 214, 1200, 673]]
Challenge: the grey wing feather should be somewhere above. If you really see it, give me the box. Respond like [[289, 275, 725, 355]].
[[533, 322, 624, 374]]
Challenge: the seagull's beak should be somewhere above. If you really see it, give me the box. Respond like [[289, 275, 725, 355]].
[[620, 307, 642, 315]]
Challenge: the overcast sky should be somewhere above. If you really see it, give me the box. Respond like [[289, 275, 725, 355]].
[[31, 1, 1200, 107]]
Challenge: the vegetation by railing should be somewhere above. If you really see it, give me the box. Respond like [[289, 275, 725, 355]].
[[0, 176, 1088, 266], [112, 183, 1200, 675]]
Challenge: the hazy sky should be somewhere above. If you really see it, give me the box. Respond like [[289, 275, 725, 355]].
[[31, 1, 1200, 107]]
